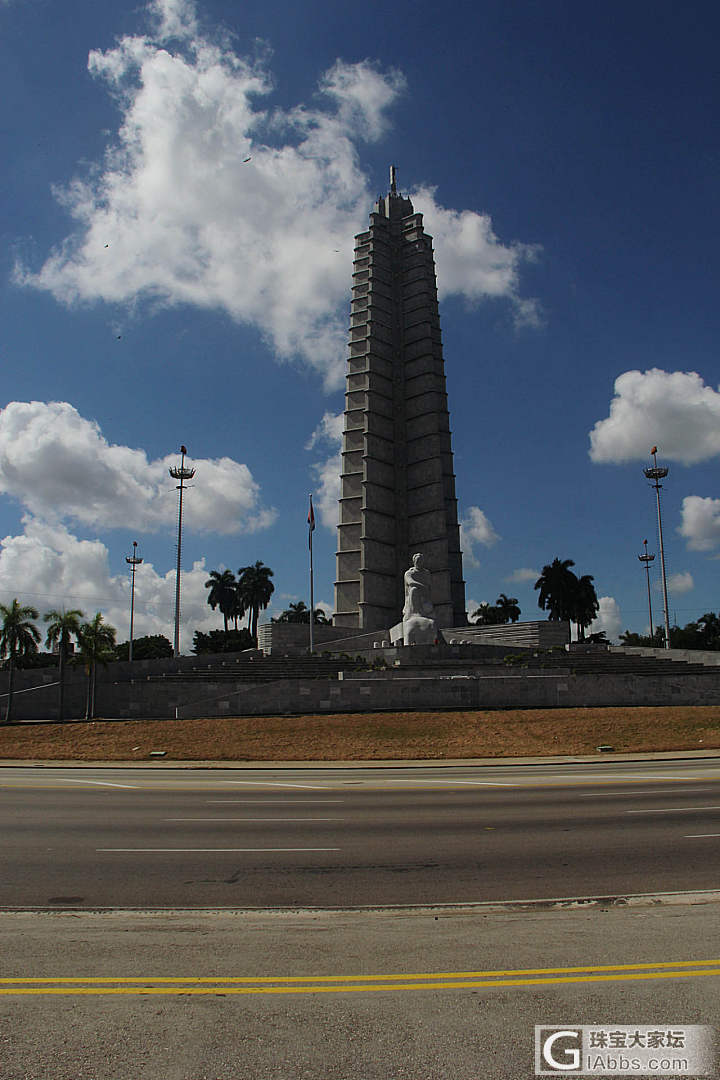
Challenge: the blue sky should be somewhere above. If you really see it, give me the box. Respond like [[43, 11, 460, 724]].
[[1, 0, 719, 647]]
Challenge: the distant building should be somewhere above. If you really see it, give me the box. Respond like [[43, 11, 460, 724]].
[[334, 168, 466, 631]]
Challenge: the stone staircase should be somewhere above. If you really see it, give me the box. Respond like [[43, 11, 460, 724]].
[[146, 655, 358, 683]]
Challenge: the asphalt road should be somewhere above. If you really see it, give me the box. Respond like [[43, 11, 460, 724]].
[[2, 760, 719, 1079], [1, 903, 719, 1079], [2, 759, 719, 908]]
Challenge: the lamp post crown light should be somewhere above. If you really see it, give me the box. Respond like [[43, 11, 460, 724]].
[[170, 465, 195, 481], [638, 537, 655, 565]]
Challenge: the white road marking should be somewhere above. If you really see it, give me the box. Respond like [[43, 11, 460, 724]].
[[205, 800, 345, 804], [96, 847, 341, 853], [626, 806, 720, 814], [53, 778, 138, 789], [164, 818, 344, 822], [532, 773, 695, 782], [580, 789, 713, 796], [220, 781, 328, 790], [387, 779, 517, 787], [684, 834, 720, 839]]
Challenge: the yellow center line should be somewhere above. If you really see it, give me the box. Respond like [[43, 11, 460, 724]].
[[3, 958, 719, 983], [2, 969, 720, 995]]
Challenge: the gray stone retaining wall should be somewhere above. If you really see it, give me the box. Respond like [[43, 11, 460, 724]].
[[174, 670, 720, 718], [611, 646, 720, 667], [4, 662, 720, 723]]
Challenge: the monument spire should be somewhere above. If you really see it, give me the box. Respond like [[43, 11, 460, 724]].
[[334, 173, 466, 632]]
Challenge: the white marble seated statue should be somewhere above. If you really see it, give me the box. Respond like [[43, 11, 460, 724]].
[[402, 552, 438, 645]]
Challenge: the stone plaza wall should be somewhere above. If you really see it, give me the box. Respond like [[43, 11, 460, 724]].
[[441, 621, 570, 648], [256, 623, 381, 656], [4, 647, 720, 723], [175, 670, 720, 718], [258, 620, 571, 656], [611, 646, 720, 667]]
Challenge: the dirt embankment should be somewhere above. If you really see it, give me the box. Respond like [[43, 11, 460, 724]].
[[0, 706, 719, 762]]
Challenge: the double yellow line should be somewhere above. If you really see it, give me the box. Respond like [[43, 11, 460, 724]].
[[2, 960, 720, 995]]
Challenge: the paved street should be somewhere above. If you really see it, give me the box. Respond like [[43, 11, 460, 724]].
[[1, 759, 719, 908], [2, 759, 719, 1078], [1, 902, 719, 1079]]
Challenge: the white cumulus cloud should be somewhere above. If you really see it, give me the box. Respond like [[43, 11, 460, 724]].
[[506, 567, 538, 583], [679, 495, 720, 553], [459, 507, 500, 568], [665, 571, 694, 595], [0, 517, 219, 646], [415, 186, 542, 328], [307, 410, 343, 529], [16, 0, 539, 390], [589, 368, 720, 464], [589, 595, 622, 642], [0, 400, 275, 535]]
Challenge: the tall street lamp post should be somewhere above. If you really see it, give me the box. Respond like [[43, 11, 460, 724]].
[[125, 540, 143, 662], [169, 446, 195, 658], [643, 446, 671, 650], [637, 538, 655, 642]]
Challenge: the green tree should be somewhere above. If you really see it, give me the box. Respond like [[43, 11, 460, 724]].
[[43, 608, 84, 723], [275, 602, 330, 624], [76, 613, 116, 720], [192, 628, 255, 654], [534, 558, 578, 622], [696, 612, 720, 651], [228, 585, 246, 630], [204, 569, 237, 633], [570, 575, 599, 641], [0, 599, 41, 724], [114, 634, 173, 661], [495, 594, 521, 623], [472, 603, 505, 625], [237, 561, 274, 641], [619, 628, 664, 647]]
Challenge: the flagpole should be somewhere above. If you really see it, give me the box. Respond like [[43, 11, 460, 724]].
[[308, 493, 314, 655]]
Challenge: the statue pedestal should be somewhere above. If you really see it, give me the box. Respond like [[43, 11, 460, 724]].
[[389, 616, 438, 646], [403, 614, 438, 645]]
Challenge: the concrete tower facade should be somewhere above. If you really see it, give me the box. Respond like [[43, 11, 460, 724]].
[[334, 169, 466, 632]]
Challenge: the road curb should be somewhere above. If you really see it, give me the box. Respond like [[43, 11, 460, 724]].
[[1, 749, 720, 769], [2, 889, 720, 916]]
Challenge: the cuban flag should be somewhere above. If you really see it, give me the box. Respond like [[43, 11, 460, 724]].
[[308, 495, 315, 547]]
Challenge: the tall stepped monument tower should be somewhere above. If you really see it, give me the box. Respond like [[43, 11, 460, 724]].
[[334, 167, 466, 632]]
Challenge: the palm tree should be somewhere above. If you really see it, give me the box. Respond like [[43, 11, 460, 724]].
[[276, 602, 329, 625], [229, 585, 246, 631], [0, 600, 41, 723], [286, 601, 310, 623], [44, 608, 84, 722], [571, 574, 599, 641], [534, 558, 578, 622], [472, 602, 504, 625], [77, 613, 116, 720], [237, 561, 274, 641], [204, 569, 237, 633], [495, 594, 521, 623]]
